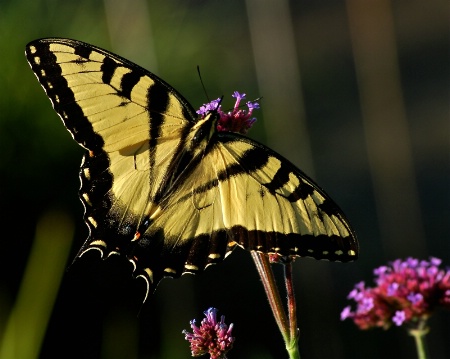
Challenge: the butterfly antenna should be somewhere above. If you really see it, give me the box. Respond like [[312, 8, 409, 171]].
[[197, 65, 210, 102], [217, 95, 224, 109]]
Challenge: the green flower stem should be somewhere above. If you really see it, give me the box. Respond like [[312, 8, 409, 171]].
[[286, 344, 301, 359], [409, 320, 429, 359], [251, 252, 300, 359]]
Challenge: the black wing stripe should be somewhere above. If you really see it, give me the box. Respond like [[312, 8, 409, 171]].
[[147, 80, 170, 113], [147, 81, 169, 188], [166, 146, 269, 204], [73, 42, 92, 59], [120, 71, 143, 100], [100, 56, 118, 85], [264, 161, 291, 193], [286, 181, 315, 202], [217, 147, 269, 180]]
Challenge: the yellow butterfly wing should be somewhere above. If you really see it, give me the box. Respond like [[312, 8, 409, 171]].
[[131, 132, 358, 295], [26, 38, 358, 299], [26, 38, 197, 257]]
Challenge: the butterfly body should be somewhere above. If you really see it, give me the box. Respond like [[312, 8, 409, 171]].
[[26, 38, 358, 298]]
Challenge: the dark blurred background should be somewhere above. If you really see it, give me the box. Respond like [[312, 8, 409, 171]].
[[0, 0, 448, 358]]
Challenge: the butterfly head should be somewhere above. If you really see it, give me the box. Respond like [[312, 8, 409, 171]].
[[186, 111, 219, 153]]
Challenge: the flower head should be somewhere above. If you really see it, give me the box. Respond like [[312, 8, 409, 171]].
[[197, 91, 259, 134], [341, 257, 450, 330], [183, 307, 235, 359]]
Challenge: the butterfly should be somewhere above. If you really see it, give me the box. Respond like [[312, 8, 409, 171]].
[[26, 38, 358, 299]]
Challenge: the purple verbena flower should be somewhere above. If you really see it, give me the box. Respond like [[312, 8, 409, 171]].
[[393, 310, 406, 326], [197, 91, 259, 135], [341, 306, 354, 321], [232, 91, 245, 102], [407, 292, 423, 305], [197, 98, 222, 116], [183, 308, 235, 359], [341, 257, 450, 330], [387, 282, 399, 296]]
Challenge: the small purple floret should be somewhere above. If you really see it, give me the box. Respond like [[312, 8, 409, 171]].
[[197, 98, 221, 116], [407, 292, 423, 305], [340, 306, 353, 321], [393, 310, 406, 326]]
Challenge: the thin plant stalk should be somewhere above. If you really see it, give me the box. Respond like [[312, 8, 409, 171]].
[[409, 320, 429, 359], [284, 262, 299, 351], [251, 251, 300, 359]]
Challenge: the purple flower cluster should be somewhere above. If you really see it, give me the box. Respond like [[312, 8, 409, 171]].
[[197, 91, 259, 134], [183, 308, 235, 359], [341, 257, 450, 329]]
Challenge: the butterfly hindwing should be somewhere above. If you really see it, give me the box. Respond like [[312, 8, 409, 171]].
[[26, 38, 358, 298]]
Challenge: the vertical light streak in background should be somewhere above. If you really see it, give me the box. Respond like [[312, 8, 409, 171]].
[[0, 211, 74, 359], [245, 1, 344, 357], [346, 0, 426, 257], [103, 0, 158, 72], [245, 0, 314, 176]]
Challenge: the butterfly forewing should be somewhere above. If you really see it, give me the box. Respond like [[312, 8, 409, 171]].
[[143, 132, 357, 264]]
